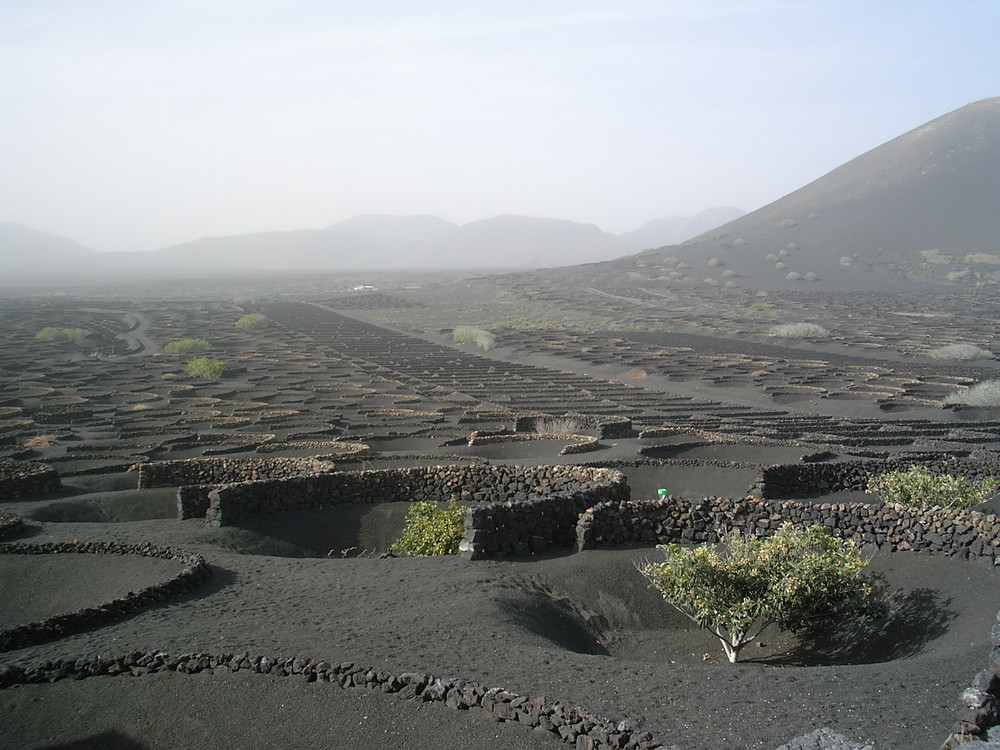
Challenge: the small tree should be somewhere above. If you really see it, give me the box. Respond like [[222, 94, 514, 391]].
[[392, 499, 466, 556], [164, 338, 210, 355], [35, 327, 90, 343], [186, 357, 225, 379], [235, 313, 267, 329], [867, 465, 996, 510], [639, 524, 877, 663]]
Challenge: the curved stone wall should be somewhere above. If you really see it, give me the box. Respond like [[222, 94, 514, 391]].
[[136, 457, 341, 520], [0, 651, 663, 750], [0, 541, 211, 652], [200, 463, 627, 559]]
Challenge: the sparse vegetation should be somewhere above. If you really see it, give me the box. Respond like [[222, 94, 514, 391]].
[[23, 434, 59, 448], [235, 313, 268, 329], [733, 237, 747, 247], [533, 417, 584, 435], [164, 338, 210, 356], [928, 344, 994, 361], [779, 219, 797, 229], [867, 465, 996, 510], [786, 271, 802, 281], [770, 323, 829, 338], [392, 499, 466, 556], [840, 256, 854, 267], [186, 357, 225, 379], [35, 327, 90, 343], [944, 380, 1000, 407], [803, 272, 818, 281], [453, 326, 496, 352], [707, 257, 723, 267], [639, 524, 877, 663], [764, 253, 779, 263]]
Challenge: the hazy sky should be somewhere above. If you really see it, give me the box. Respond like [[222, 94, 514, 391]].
[[2, 1, 997, 252]]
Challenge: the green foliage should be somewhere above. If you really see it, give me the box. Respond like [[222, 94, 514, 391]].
[[392, 499, 466, 556], [639, 524, 876, 662], [164, 338, 210, 355], [235, 313, 267, 329], [186, 357, 225, 379], [35, 326, 90, 343], [452, 326, 496, 352], [866, 465, 996, 510]]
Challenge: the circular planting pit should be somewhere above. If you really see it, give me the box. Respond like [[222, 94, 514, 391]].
[[201, 502, 420, 558], [0, 541, 210, 651], [520, 549, 960, 667]]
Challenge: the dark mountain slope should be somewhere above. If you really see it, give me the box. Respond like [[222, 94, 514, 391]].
[[617, 97, 1000, 291]]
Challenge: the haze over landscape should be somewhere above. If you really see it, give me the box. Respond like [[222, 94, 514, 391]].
[[6, 5, 1000, 750], [2, 1, 998, 262]]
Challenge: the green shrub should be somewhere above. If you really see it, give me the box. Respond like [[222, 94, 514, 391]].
[[186, 357, 225, 379], [639, 524, 877, 663], [235, 313, 267, 329], [164, 338, 210, 355], [866, 465, 996, 509], [392, 499, 466, 556], [35, 327, 90, 343]]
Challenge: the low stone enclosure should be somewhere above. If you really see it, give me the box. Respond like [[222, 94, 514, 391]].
[[0, 541, 210, 653], [0, 458, 60, 500], [0, 652, 664, 750], [135, 457, 630, 559]]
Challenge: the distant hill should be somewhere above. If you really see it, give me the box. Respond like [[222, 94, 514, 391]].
[[0, 222, 97, 256], [0, 223, 98, 277], [617, 207, 746, 252], [327, 215, 458, 243], [155, 215, 628, 270], [615, 97, 1000, 291]]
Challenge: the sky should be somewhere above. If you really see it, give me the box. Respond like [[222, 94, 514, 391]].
[[1, 1, 998, 253]]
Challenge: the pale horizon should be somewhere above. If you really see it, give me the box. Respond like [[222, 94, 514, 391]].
[[2, 1, 997, 253]]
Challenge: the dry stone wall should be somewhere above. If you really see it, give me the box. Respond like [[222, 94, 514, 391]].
[[0, 458, 61, 499], [577, 495, 1000, 562], [754, 456, 1000, 499], [199, 463, 627, 559], [0, 651, 664, 750], [136, 457, 336, 488], [0, 541, 210, 652]]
